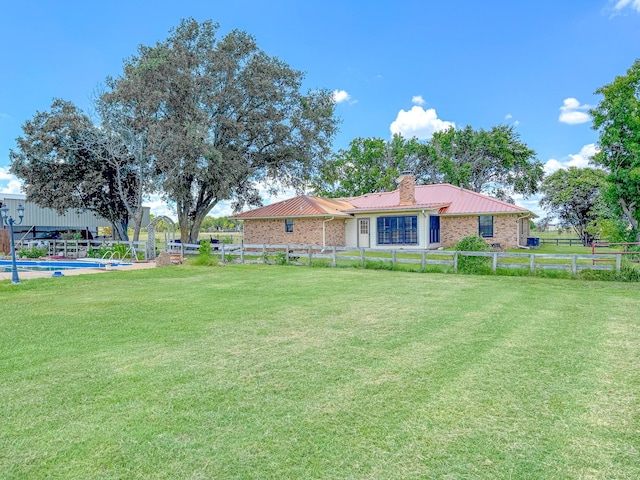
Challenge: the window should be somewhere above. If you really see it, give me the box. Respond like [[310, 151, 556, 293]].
[[359, 219, 369, 235], [377, 216, 418, 245], [478, 215, 494, 238], [285, 218, 294, 233]]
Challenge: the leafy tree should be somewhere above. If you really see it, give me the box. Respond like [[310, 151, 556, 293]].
[[540, 167, 609, 246], [9, 99, 140, 240], [422, 125, 543, 201], [590, 59, 640, 241], [312, 135, 423, 197], [108, 19, 338, 243]]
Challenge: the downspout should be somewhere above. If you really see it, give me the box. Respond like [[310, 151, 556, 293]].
[[422, 210, 428, 249], [517, 214, 530, 249], [322, 216, 335, 250]]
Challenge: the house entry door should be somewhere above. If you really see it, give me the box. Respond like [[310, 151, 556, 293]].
[[358, 218, 370, 248], [429, 216, 440, 244]]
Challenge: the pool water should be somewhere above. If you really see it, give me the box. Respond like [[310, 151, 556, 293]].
[[0, 260, 132, 272]]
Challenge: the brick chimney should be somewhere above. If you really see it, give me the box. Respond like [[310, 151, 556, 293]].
[[398, 170, 415, 205]]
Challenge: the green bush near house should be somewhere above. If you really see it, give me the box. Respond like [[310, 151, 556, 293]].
[[454, 235, 492, 274]]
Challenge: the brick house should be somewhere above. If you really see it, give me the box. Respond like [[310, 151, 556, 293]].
[[233, 173, 535, 249]]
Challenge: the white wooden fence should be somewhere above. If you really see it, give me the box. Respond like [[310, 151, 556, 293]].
[[172, 242, 626, 274]]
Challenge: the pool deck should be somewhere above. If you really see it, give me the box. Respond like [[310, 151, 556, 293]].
[[0, 260, 157, 281]]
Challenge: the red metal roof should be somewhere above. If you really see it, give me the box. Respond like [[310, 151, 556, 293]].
[[346, 184, 530, 215], [233, 183, 532, 218], [233, 195, 353, 219]]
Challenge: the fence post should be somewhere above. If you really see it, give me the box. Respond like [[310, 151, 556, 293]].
[[392, 250, 396, 267], [492, 252, 498, 272], [616, 254, 622, 272], [453, 251, 458, 272], [286, 245, 290, 263], [332, 246, 337, 267], [308, 246, 313, 265], [572, 255, 577, 275], [421, 251, 426, 269], [360, 248, 365, 267], [530, 253, 535, 273], [221, 243, 226, 263], [240, 243, 244, 264]]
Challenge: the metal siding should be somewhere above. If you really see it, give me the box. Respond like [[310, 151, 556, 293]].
[[2, 197, 151, 229]]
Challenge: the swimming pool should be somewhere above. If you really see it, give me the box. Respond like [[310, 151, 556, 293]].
[[0, 260, 133, 272]]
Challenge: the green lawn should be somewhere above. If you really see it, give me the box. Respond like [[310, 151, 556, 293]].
[[2, 266, 639, 479]]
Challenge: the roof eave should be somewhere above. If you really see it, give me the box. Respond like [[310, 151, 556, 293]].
[[231, 213, 351, 220], [439, 210, 535, 217]]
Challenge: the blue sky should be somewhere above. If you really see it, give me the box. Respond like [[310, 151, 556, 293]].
[[1, 0, 639, 218]]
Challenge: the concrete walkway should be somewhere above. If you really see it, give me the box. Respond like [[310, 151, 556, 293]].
[[0, 260, 157, 282]]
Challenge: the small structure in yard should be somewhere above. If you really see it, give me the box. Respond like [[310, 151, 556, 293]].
[[233, 173, 536, 250], [0, 193, 150, 244]]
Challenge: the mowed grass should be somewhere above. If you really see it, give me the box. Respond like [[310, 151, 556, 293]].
[[1, 266, 639, 479]]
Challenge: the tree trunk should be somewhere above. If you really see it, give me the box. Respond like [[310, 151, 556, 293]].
[[131, 211, 144, 242], [619, 199, 639, 241], [112, 220, 129, 241]]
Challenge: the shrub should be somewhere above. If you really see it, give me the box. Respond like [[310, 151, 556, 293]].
[[191, 254, 218, 266], [17, 246, 48, 258], [199, 241, 212, 256], [455, 235, 491, 274], [274, 251, 287, 265], [192, 240, 217, 266]]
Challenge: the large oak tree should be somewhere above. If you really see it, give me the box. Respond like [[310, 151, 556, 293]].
[[108, 19, 338, 243]]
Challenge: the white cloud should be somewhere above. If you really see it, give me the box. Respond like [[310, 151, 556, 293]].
[[614, 0, 640, 13], [543, 158, 564, 175], [411, 95, 425, 105], [332, 89, 351, 104], [0, 167, 13, 181], [543, 143, 600, 175], [559, 97, 591, 125], [567, 143, 599, 168], [0, 168, 24, 194], [504, 113, 520, 127], [390, 105, 455, 140]]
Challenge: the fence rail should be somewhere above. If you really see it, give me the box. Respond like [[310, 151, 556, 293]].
[[22, 239, 148, 260], [539, 238, 597, 246], [184, 243, 625, 274]]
